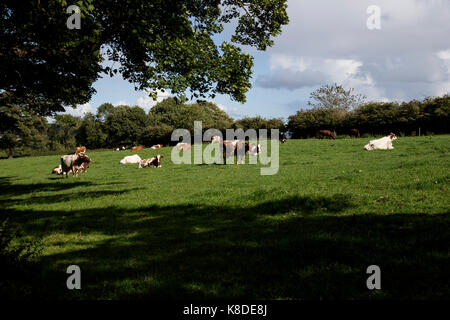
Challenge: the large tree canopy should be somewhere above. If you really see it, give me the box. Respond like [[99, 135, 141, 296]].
[[0, 0, 289, 115]]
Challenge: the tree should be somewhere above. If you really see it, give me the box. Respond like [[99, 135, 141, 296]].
[[149, 98, 234, 133], [0, 106, 48, 158], [75, 112, 107, 149], [96, 103, 115, 122], [140, 124, 175, 146], [48, 114, 81, 150], [234, 116, 285, 131], [105, 105, 149, 146], [308, 84, 366, 111], [1, 0, 289, 114]]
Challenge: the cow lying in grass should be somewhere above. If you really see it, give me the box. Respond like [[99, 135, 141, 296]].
[[176, 142, 191, 151], [139, 155, 163, 168], [364, 133, 397, 150], [120, 154, 142, 164], [53, 160, 90, 176], [131, 145, 144, 151]]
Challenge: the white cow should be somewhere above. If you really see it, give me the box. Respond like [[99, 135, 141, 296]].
[[176, 142, 191, 151], [364, 133, 397, 150], [120, 154, 142, 164]]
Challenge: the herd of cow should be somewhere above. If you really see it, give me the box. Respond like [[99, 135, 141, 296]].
[[51, 131, 398, 178], [118, 136, 262, 168], [52, 146, 92, 178]]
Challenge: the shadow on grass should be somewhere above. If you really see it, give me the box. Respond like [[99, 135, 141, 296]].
[[0, 175, 97, 197], [2, 188, 449, 300]]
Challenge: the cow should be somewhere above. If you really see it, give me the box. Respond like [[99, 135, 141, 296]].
[[245, 142, 261, 155], [151, 144, 163, 149], [319, 130, 336, 140], [139, 155, 164, 168], [349, 129, 360, 138], [75, 146, 86, 154], [364, 133, 397, 150], [211, 136, 222, 143], [77, 156, 91, 173], [176, 142, 191, 151], [120, 154, 142, 164], [222, 140, 260, 163], [280, 132, 287, 144], [131, 145, 144, 151], [60, 153, 90, 178], [52, 165, 63, 175]]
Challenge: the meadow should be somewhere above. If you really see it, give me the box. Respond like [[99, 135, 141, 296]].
[[1, 135, 449, 299]]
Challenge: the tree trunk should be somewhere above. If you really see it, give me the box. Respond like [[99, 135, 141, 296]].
[[8, 148, 14, 159]]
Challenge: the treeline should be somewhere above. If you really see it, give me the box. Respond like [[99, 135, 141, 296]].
[[0, 98, 284, 158], [1, 90, 449, 158], [287, 95, 450, 138]]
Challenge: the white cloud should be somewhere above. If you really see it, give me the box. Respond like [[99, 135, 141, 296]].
[[257, 0, 450, 101], [113, 100, 129, 107], [64, 103, 94, 117], [438, 49, 450, 60], [136, 90, 171, 112]]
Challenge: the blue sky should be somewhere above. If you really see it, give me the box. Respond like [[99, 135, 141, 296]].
[[65, 0, 450, 122]]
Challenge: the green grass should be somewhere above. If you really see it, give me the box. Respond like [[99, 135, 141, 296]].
[[1, 135, 449, 299]]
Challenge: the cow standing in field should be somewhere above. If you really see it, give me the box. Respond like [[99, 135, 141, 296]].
[[364, 133, 397, 150], [319, 130, 336, 140], [349, 129, 360, 138], [222, 140, 261, 163], [280, 132, 287, 143], [211, 136, 222, 143], [60, 153, 90, 178]]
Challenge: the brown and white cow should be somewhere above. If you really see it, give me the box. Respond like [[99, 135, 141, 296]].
[[211, 136, 222, 143], [139, 155, 164, 168], [77, 156, 92, 173], [245, 142, 261, 156], [151, 144, 163, 149], [131, 145, 144, 151], [222, 140, 261, 163], [75, 146, 86, 154], [52, 165, 63, 175], [54, 155, 91, 175], [60, 153, 91, 178]]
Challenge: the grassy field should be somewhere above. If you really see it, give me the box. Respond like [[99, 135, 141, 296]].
[[1, 135, 449, 299]]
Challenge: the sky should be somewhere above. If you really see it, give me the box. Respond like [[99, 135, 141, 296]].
[[65, 0, 450, 122]]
